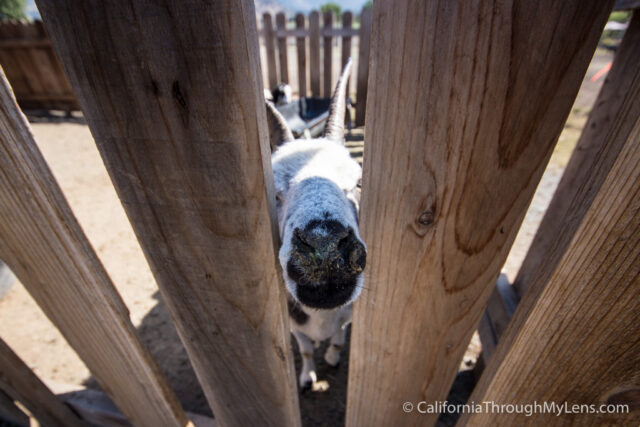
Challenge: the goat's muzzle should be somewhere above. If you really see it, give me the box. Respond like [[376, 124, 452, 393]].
[[286, 220, 366, 309]]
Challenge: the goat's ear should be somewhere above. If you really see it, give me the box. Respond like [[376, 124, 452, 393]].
[[323, 58, 353, 143], [265, 101, 294, 151]]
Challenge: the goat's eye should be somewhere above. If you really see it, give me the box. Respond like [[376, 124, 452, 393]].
[[357, 178, 362, 188]]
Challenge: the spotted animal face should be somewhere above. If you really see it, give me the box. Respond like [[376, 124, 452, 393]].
[[272, 139, 366, 309]]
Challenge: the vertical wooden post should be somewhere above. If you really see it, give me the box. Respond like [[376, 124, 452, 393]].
[[37, 1, 301, 426], [355, 6, 371, 126], [346, 1, 613, 426], [0, 70, 187, 426], [264, 12, 278, 88], [341, 11, 353, 98], [341, 12, 353, 69], [295, 13, 307, 97], [461, 105, 640, 427], [309, 11, 321, 96], [323, 11, 333, 97], [276, 12, 289, 84], [0, 338, 84, 427], [513, 11, 640, 299]]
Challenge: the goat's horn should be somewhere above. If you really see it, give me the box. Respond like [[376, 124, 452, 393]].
[[265, 100, 294, 150], [323, 58, 353, 143]]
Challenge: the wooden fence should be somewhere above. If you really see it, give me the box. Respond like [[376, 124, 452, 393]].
[[0, 20, 77, 110], [259, 10, 372, 125], [0, 1, 639, 427], [0, 11, 372, 125]]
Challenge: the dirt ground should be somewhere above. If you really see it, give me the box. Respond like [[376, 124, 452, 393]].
[[0, 49, 612, 426]]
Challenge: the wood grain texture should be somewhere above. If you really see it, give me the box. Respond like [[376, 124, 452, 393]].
[[323, 11, 333, 97], [276, 13, 289, 84], [513, 11, 640, 299], [461, 95, 640, 427], [36, 2, 301, 426], [0, 339, 84, 427], [346, 1, 613, 426], [309, 11, 321, 96], [0, 69, 188, 427], [264, 13, 278, 88], [295, 14, 307, 97], [354, 6, 371, 126], [0, 389, 29, 426]]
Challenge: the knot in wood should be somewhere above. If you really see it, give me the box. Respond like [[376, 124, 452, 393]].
[[418, 209, 435, 226]]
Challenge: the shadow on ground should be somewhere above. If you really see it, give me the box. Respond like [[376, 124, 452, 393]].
[[78, 290, 476, 426]]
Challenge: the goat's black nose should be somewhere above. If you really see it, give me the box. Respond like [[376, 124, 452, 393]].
[[292, 221, 366, 276]]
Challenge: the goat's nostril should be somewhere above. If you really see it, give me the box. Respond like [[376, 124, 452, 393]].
[[293, 227, 315, 251], [350, 244, 366, 272]]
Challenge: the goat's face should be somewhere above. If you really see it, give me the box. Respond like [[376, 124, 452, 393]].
[[273, 139, 366, 309]]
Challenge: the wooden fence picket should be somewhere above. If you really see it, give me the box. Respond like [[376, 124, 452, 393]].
[[355, 7, 371, 126], [309, 11, 321, 96], [346, 1, 614, 425], [0, 67, 189, 427], [276, 12, 289, 85], [295, 13, 307, 97], [38, 1, 301, 425], [323, 11, 333, 97]]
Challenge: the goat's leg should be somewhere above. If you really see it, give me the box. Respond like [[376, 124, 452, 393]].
[[292, 330, 316, 390], [324, 325, 347, 367]]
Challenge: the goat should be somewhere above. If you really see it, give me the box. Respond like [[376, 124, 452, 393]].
[[264, 83, 293, 106], [266, 59, 366, 391]]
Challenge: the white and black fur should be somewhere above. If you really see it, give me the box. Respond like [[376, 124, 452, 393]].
[[266, 59, 365, 390], [264, 83, 293, 106]]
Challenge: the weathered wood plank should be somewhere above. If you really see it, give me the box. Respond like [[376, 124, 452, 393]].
[[346, 1, 613, 425], [513, 11, 640, 300], [20, 21, 64, 97], [355, 6, 371, 126], [264, 12, 278, 88], [309, 11, 320, 96], [323, 11, 333, 97], [0, 68, 188, 426], [0, 25, 31, 96], [295, 13, 307, 97], [276, 12, 289, 84], [0, 339, 84, 427], [341, 11, 353, 95], [34, 20, 75, 96], [461, 95, 640, 427], [0, 21, 44, 96], [37, 1, 301, 426], [0, 389, 29, 427]]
